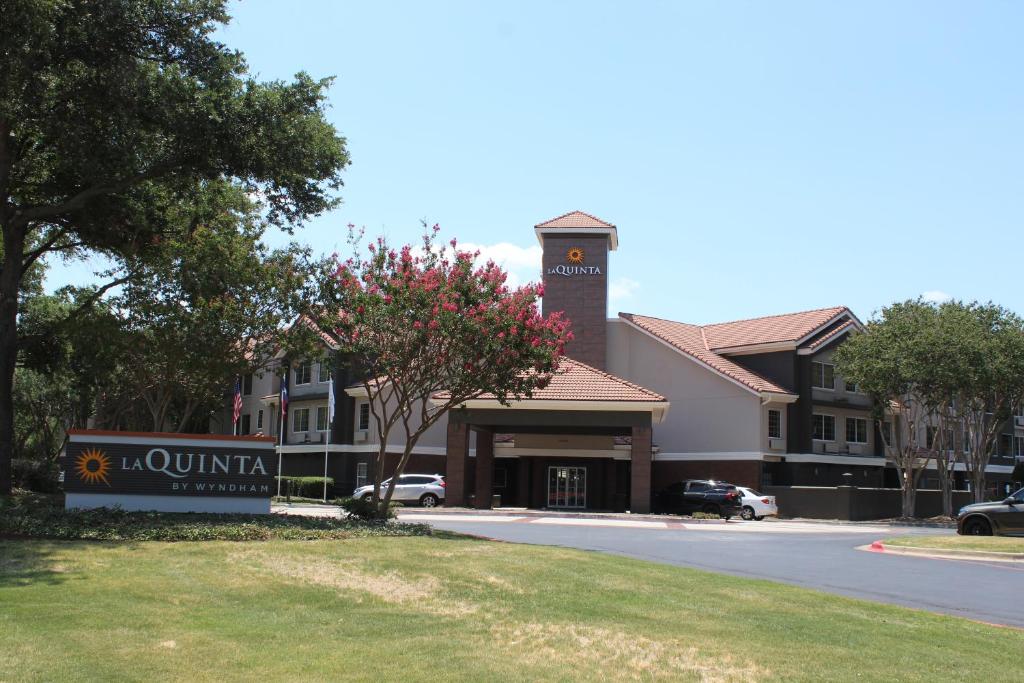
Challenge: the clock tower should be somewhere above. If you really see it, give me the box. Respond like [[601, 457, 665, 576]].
[[535, 211, 618, 370]]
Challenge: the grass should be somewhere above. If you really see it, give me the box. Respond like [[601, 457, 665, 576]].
[[884, 535, 1024, 554], [1, 536, 1021, 682]]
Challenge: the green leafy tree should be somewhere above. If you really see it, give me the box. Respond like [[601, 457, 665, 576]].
[[109, 185, 318, 432], [834, 301, 940, 518], [0, 0, 349, 492], [951, 303, 1024, 502], [306, 227, 573, 518]]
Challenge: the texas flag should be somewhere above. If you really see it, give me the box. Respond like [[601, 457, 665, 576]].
[[280, 375, 289, 420]]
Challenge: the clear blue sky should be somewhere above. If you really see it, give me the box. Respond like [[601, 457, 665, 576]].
[[47, 1, 1023, 324]]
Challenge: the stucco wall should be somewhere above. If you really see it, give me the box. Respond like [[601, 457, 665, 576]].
[[606, 319, 762, 454]]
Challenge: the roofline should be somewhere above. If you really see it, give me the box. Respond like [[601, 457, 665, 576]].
[[714, 340, 797, 356], [618, 315, 765, 397], [430, 397, 670, 423], [796, 321, 863, 356], [794, 308, 864, 347]]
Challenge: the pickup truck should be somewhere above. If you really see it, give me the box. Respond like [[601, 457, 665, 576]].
[[654, 479, 745, 519]]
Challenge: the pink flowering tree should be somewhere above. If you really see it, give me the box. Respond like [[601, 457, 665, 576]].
[[309, 225, 572, 518]]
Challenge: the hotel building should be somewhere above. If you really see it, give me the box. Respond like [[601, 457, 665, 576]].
[[220, 211, 1021, 511]]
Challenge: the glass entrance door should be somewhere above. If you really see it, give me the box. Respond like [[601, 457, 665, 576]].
[[547, 466, 586, 508]]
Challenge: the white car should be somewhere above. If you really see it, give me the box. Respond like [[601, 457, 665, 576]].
[[737, 487, 777, 521], [353, 473, 446, 507]]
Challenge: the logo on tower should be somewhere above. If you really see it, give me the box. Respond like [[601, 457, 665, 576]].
[[566, 247, 585, 264]]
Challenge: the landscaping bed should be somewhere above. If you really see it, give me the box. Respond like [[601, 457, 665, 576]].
[[0, 492, 429, 542]]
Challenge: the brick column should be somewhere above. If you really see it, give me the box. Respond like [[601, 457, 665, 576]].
[[445, 422, 470, 506], [474, 429, 495, 509], [630, 424, 652, 513]]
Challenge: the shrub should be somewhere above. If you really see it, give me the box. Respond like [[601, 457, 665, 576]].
[[337, 495, 401, 520], [275, 476, 334, 499], [0, 492, 430, 542]]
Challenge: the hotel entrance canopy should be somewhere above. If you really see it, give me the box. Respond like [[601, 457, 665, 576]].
[[433, 358, 668, 513]]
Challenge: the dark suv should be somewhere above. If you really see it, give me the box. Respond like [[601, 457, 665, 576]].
[[956, 487, 1024, 536], [655, 480, 744, 519]]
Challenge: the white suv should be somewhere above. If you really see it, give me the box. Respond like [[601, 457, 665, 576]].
[[353, 474, 446, 507]]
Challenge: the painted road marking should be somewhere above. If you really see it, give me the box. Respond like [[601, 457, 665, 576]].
[[531, 518, 671, 529]]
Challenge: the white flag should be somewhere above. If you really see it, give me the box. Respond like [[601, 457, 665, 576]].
[[327, 376, 335, 422]]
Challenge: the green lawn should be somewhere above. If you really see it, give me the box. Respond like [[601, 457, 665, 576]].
[[884, 534, 1024, 554], [1, 537, 1021, 682]]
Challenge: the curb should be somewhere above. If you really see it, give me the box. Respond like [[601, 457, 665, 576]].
[[865, 541, 1024, 563], [395, 507, 733, 525]]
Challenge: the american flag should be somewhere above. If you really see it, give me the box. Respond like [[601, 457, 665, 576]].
[[232, 377, 243, 427]]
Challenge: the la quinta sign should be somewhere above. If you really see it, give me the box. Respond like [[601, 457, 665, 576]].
[[546, 246, 603, 277], [64, 430, 276, 513]]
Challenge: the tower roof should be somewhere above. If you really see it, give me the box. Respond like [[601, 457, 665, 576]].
[[534, 210, 618, 250]]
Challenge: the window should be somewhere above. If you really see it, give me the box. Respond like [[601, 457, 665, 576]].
[[845, 417, 868, 444], [400, 475, 435, 485], [355, 462, 367, 489], [294, 363, 312, 385], [686, 482, 709, 493], [844, 380, 859, 393], [813, 414, 835, 441], [242, 374, 253, 396], [257, 409, 264, 430], [926, 426, 937, 450], [768, 409, 782, 439], [999, 433, 1013, 457], [240, 414, 251, 435], [963, 431, 971, 453], [358, 403, 370, 431], [811, 362, 835, 389], [1014, 436, 1024, 458], [318, 361, 330, 383], [293, 407, 310, 433], [494, 469, 508, 488], [316, 406, 329, 432], [881, 421, 893, 445]]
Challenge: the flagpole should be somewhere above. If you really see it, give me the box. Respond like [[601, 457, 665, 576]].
[[277, 414, 283, 498], [323, 375, 333, 503]]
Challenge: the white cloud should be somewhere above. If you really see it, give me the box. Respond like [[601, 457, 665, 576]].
[[921, 290, 952, 304], [460, 241, 543, 289], [609, 277, 641, 303]]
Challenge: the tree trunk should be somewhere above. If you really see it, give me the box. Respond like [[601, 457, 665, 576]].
[[900, 477, 916, 519], [971, 467, 987, 504], [935, 463, 953, 518], [0, 220, 24, 495]]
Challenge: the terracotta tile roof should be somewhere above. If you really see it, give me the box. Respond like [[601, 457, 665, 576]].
[[535, 210, 616, 230], [701, 306, 849, 350], [620, 313, 793, 395], [438, 357, 665, 404], [805, 320, 856, 351]]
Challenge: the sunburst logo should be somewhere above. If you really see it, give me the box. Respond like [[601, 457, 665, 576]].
[[566, 247, 585, 264], [75, 448, 112, 486]]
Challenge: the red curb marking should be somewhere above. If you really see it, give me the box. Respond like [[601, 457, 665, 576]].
[[869, 541, 886, 552]]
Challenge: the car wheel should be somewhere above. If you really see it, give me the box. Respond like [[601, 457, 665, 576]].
[[963, 517, 992, 536], [420, 493, 439, 508], [360, 493, 372, 502], [741, 506, 756, 521]]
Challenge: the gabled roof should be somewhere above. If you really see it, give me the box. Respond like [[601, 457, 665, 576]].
[[620, 314, 793, 396], [803, 319, 857, 352], [701, 306, 851, 351], [535, 210, 615, 229], [437, 357, 665, 404]]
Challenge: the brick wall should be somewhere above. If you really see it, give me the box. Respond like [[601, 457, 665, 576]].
[[541, 234, 609, 369]]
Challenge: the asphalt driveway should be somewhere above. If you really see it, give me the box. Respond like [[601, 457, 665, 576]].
[[401, 514, 1024, 628]]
